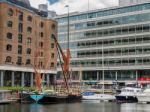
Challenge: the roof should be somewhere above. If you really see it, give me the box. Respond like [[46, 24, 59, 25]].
[[6, 0, 31, 8], [0, 0, 48, 17]]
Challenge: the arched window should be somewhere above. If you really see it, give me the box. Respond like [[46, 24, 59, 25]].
[[40, 52, 43, 57], [7, 33, 12, 39], [50, 62, 54, 67], [51, 24, 56, 30], [38, 61, 43, 68], [26, 48, 31, 54], [40, 32, 43, 37], [50, 62, 54, 68], [39, 42, 43, 48], [18, 34, 22, 43], [51, 53, 54, 58], [7, 21, 13, 27], [40, 22, 44, 28], [27, 37, 32, 43], [8, 8, 13, 16], [5, 56, 12, 62], [6, 44, 12, 51], [18, 45, 22, 54], [27, 27, 32, 33], [27, 16, 32, 22], [26, 59, 31, 65], [51, 34, 55, 39], [19, 11, 23, 21], [51, 43, 54, 48]]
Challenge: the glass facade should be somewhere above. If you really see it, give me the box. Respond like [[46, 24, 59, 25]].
[[57, 3, 150, 23], [56, 3, 150, 83]]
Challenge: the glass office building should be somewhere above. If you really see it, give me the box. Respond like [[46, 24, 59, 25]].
[[56, 2, 150, 85], [119, 0, 150, 6]]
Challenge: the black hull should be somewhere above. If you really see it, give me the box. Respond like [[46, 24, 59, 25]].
[[20, 93, 82, 104], [19, 93, 35, 103], [38, 94, 82, 104], [115, 95, 138, 103]]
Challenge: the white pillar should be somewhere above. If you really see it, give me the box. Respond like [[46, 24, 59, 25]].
[[30, 73, 33, 87], [136, 70, 138, 82], [21, 72, 25, 87], [0, 71, 4, 87], [47, 74, 50, 87], [97, 71, 99, 81], [11, 71, 14, 86], [115, 71, 118, 81]]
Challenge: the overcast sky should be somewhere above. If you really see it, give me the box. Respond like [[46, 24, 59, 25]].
[[29, 0, 119, 15]]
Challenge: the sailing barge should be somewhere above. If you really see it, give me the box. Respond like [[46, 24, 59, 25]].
[[20, 35, 82, 104], [20, 91, 81, 104]]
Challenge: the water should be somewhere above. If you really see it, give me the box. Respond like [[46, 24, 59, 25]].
[[0, 102, 150, 112]]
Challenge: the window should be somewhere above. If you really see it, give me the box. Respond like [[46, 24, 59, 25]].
[[51, 24, 56, 30], [27, 37, 31, 44], [51, 34, 55, 39], [51, 43, 54, 48], [51, 53, 54, 58], [7, 21, 13, 27], [27, 16, 32, 22], [18, 23, 23, 32], [40, 22, 44, 28], [7, 33, 12, 39], [50, 62, 54, 67], [18, 45, 22, 54], [40, 52, 43, 57], [40, 32, 43, 37], [5, 56, 11, 62], [88, 13, 96, 18], [26, 59, 31, 65], [19, 12, 23, 21], [6, 44, 12, 51], [26, 48, 31, 54], [17, 56, 22, 65], [39, 62, 43, 68], [8, 8, 13, 16], [39, 42, 43, 48], [18, 34, 22, 43], [27, 27, 32, 33]]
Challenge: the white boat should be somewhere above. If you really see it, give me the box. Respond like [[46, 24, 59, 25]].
[[82, 91, 115, 102], [82, 44, 116, 102], [137, 84, 150, 103], [115, 86, 142, 103]]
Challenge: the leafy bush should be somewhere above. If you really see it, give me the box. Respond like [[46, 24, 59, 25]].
[[0, 86, 36, 92]]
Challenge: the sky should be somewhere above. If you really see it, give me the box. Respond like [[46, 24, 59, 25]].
[[29, 0, 119, 15]]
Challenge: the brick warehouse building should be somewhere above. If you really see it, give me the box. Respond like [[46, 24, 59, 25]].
[[0, 0, 57, 87]]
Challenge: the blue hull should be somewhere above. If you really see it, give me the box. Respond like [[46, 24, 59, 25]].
[[30, 95, 44, 102], [115, 95, 138, 103]]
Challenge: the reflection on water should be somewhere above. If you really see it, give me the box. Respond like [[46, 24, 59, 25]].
[[0, 102, 150, 112], [121, 103, 150, 112]]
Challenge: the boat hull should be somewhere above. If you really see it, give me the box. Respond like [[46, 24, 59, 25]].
[[115, 95, 138, 103], [83, 94, 115, 102], [137, 95, 150, 103], [19, 92, 35, 103], [20, 93, 82, 104], [38, 94, 82, 104]]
